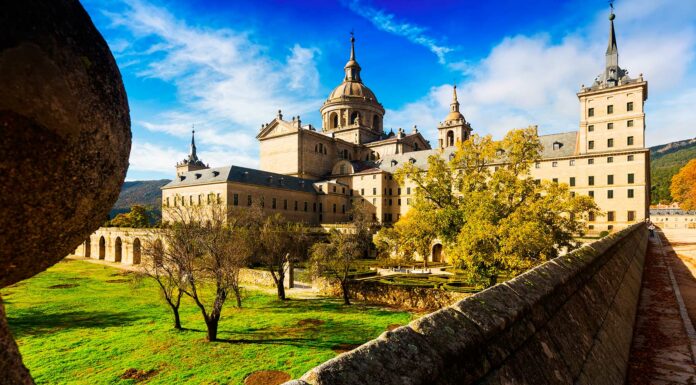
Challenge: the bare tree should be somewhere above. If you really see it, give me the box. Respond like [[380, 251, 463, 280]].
[[310, 205, 375, 305], [142, 235, 185, 329], [158, 203, 255, 341], [256, 213, 309, 300]]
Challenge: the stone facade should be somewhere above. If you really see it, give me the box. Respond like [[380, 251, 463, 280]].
[[72, 227, 154, 265], [650, 208, 696, 229], [160, 11, 650, 262]]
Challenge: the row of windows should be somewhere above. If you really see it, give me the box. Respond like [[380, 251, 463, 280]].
[[547, 173, 635, 187], [165, 193, 221, 207], [358, 187, 412, 196], [588, 120, 635, 132], [587, 101, 634, 117], [539, 154, 636, 169], [588, 210, 637, 222], [230, 194, 346, 214], [588, 136, 634, 150]]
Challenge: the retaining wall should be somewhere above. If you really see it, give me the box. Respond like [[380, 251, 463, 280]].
[[283, 223, 648, 385]]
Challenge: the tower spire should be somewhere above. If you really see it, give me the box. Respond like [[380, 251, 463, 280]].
[[450, 85, 460, 113], [605, 2, 619, 85], [189, 126, 198, 161], [344, 32, 362, 82]]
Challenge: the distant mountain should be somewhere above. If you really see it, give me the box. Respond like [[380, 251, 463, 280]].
[[650, 137, 696, 204], [109, 179, 170, 220]]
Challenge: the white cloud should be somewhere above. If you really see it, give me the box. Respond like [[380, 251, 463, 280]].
[[103, 0, 324, 175], [386, 0, 696, 146], [342, 0, 454, 64]]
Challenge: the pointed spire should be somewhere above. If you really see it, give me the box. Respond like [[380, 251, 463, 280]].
[[605, 2, 619, 84], [444, 85, 465, 123], [344, 32, 362, 82], [189, 126, 198, 161], [450, 85, 460, 113]]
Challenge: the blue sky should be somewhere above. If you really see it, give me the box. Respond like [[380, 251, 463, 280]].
[[81, 0, 696, 180]]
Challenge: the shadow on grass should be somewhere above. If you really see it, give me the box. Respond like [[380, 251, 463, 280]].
[[7, 308, 145, 338]]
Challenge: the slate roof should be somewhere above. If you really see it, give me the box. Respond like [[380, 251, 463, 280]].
[[162, 165, 317, 193], [538, 131, 578, 158], [650, 209, 696, 216]]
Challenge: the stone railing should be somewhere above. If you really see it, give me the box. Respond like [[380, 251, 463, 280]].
[[283, 223, 648, 385]]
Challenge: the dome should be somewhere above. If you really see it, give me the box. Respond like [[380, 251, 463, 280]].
[[328, 81, 378, 102], [445, 110, 465, 122]]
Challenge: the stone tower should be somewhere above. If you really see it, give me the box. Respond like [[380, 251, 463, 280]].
[[438, 85, 472, 149], [576, 6, 647, 155], [176, 129, 209, 177]]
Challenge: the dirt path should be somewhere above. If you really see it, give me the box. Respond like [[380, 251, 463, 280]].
[[626, 230, 696, 384]]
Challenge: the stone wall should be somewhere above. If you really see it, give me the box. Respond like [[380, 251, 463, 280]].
[[238, 268, 290, 289], [283, 223, 648, 385]]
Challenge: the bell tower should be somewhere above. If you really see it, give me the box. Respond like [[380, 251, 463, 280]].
[[176, 129, 209, 177], [438, 85, 472, 149]]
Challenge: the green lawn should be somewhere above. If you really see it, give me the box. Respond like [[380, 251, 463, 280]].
[[1, 260, 412, 385]]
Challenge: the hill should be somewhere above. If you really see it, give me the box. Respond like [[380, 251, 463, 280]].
[[109, 179, 170, 219], [650, 137, 696, 204]]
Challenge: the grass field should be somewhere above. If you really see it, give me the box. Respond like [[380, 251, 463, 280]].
[[1, 260, 412, 384]]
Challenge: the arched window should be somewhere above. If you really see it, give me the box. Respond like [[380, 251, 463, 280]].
[[98, 236, 106, 260], [373, 115, 380, 130], [114, 237, 122, 263], [447, 131, 454, 147], [330, 112, 339, 129], [132, 238, 141, 265], [351, 111, 360, 125]]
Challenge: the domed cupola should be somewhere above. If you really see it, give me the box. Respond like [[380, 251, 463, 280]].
[[320, 33, 385, 136]]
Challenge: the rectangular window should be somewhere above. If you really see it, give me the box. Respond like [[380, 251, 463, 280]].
[[607, 105, 613, 114], [589, 191, 595, 198], [373, 175, 376, 179], [535, 162, 541, 169], [361, 188, 364, 196], [627, 101, 634, 111], [588, 140, 595, 150], [608, 175, 614, 185], [397, 188, 401, 195], [407, 198, 412, 205], [588, 107, 594, 117], [233, 193, 238, 206], [589, 176, 595, 186], [313, 202, 316, 212], [283, 199, 288, 210], [407, 187, 411, 194], [628, 189, 634, 198], [398, 198, 401, 205], [607, 138, 614, 148], [588, 158, 594, 165], [569, 160, 575, 166], [372, 198, 376, 205], [388, 199, 392, 206], [166, 197, 170, 207], [342, 205, 345, 214], [627, 136, 634, 145], [552, 161, 558, 168], [627, 120, 634, 127], [628, 211, 635, 222], [373, 188, 377, 195], [589, 212, 596, 221], [552, 178, 558, 183], [332, 204, 336, 213], [570, 177, 576, 187], [607, 211, 615, 222], [294, 201, 298, 211], [607, 156, 613, 163], [607, 122, 614, 130], [389, 188, 393, 196], [304, 202, 308, 212], [628, 155, 634, 161], [247, 195, 252, 206], [272, 198, 277, 209], [628, 173, 635, 184], [588, 125, 594, 132], [608, 190, 614, 199]]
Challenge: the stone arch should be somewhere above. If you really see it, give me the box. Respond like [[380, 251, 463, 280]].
[[84, 238, 91, 259], [432, 243, 443, 263], [99, 236, 106, 260], [330, 112, 339, 129], [132, 238, 141, 265], [351, 111, 360, 125], [115, 237, 122, 263], [447, 130, 454, 147], [153, 239, 164, 264]]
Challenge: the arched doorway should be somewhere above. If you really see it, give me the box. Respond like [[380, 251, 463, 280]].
[[132, 238, 141, 265], [84, 238, 91, 259], [153, 239, 164, 265], [447, 131, 454, 147], [350, 111, 360, 125], [432, 244, 443, 263], [330, 112, 339, 129], [115, 237, 122, 263], [99, 236, 106, 260]]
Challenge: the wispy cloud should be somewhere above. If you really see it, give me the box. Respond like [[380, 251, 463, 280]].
[[101, 0, 324, 175], [341, 0, 454, 64]]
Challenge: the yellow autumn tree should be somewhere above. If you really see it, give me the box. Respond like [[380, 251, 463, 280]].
[[376, 127, 600, 286], [670, 159, 696, 210]]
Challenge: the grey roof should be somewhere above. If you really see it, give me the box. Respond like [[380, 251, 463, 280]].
[[374, 132, 579, 173], [163, 165, 317, 193], [650, 209, 696, 216]]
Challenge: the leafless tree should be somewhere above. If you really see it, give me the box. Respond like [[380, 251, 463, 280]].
[[142, 235, 185, 329]]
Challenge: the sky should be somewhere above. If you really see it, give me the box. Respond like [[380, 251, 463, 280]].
[[80, 0, 696, 181]]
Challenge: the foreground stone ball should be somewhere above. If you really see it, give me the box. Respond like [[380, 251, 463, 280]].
[[0, 0, 131, 288]]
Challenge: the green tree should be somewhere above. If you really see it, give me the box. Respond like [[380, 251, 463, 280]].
[[108, 205, 153, 228], [380, 127, 599, 286]]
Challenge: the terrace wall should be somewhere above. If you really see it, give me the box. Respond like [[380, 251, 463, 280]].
[[283, 223, 648, 385]]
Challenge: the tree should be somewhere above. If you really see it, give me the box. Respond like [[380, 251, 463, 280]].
[[157, 203, 254, 341], [256, 214, 309, 300], [141, 237, 184, 329], [108, 205, 153, 228], [380, 127, 599, 286], [310, 205, 375, 305], [671, 159, 696, 210]]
